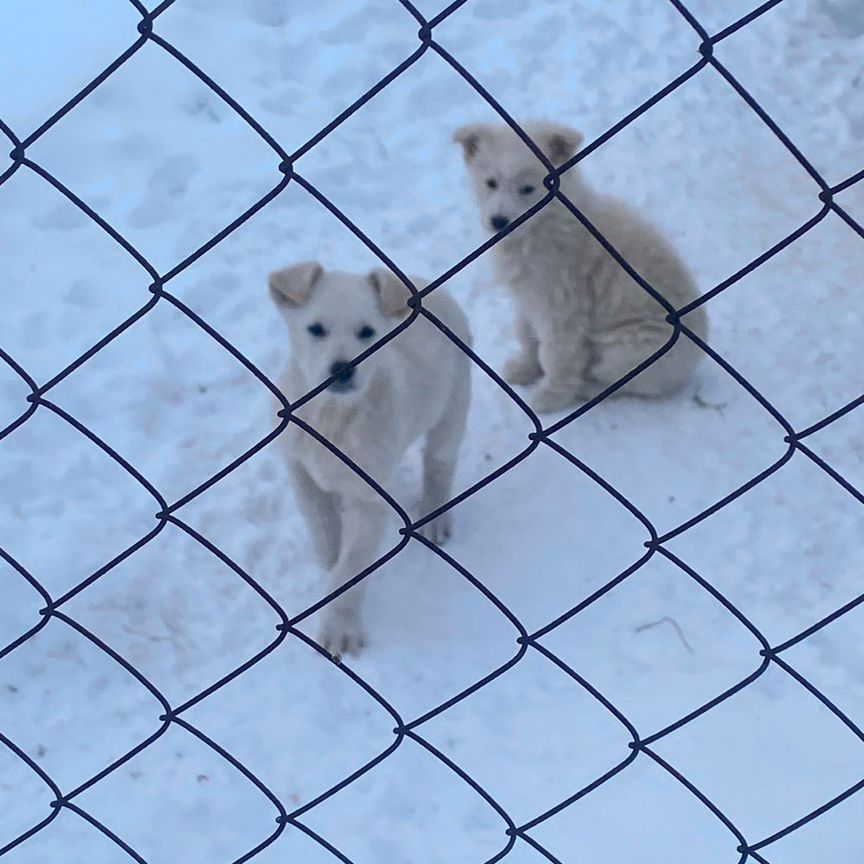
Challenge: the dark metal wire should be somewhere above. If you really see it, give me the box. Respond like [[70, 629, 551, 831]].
[[1, 1, 862, 861]]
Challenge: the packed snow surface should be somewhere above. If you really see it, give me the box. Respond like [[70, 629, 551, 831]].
[[1, 0, 863, 862]]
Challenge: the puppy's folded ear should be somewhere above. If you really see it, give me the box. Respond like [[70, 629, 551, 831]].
[[268, 261, 323, 309], [368, 268, 412, 318], [453, 123, 489, 160], [528, 122, 584, 165]]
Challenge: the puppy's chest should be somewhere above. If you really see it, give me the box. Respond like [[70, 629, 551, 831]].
[[290, 403, 389, 491], [496, 246, 593, 315]]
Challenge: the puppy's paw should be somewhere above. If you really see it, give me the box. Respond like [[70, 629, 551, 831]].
[[503, 354, 543, 386], [529, 386, 576, 415], [417, 511, 453, 545], [573, 378, 609, 401], [318, 610, 367, 661]]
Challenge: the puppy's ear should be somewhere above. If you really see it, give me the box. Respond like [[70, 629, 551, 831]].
[[368, 268, 412, 318], [530, 122, 584, 165], [453, 123, 489, 160], [268, 261, 323, 309]]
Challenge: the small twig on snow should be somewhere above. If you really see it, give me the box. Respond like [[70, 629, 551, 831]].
[[634, 616, 695, 654]]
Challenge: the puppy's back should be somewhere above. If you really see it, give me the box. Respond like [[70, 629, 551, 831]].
[[387, 280, 473, 402], [415, 281, 473, 350], [584, 194, 705, 335]]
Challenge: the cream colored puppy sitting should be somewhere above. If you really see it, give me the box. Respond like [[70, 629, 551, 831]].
[[454, 121, 707, 414], [270, 263, 472, 657]]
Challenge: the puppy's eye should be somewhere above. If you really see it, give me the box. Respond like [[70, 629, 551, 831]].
[[307, 322, 327, 338], [519, 184, 536, 195], [486, 178, 498, 189], [357, 324, 377, 340]]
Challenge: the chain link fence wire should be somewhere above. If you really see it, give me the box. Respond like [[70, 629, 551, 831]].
[[2, 0, 864, 861]]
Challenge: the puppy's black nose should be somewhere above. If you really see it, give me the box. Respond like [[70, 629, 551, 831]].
[[491, 215, 510, 231], [329, 360, 354, 382]]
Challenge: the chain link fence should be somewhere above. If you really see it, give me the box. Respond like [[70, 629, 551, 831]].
[[2, 0, 863, 861]]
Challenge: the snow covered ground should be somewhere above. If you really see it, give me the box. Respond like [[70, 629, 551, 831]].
[[1, 0, 863, 862]]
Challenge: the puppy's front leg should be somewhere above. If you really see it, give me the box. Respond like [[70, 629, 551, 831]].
[[503, 314, 543, 386], [289, 461, 340, 570], [318, 498, 389, 659], [418, 374, 470, 545], [531, 331, 592, 415]]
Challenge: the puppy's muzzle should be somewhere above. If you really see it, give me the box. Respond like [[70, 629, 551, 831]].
[[328, 359, 356, 392]]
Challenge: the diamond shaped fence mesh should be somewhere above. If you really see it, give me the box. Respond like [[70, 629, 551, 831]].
[[1, 0, 863, 861]]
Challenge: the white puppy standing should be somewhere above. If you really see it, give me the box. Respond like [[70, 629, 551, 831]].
[[269, 263, 472, 657], [454, 121, 708, 414]]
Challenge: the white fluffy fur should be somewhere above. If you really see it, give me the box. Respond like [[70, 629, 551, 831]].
[[455, 120, 708, 414], [270, 263, 472, 657]]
